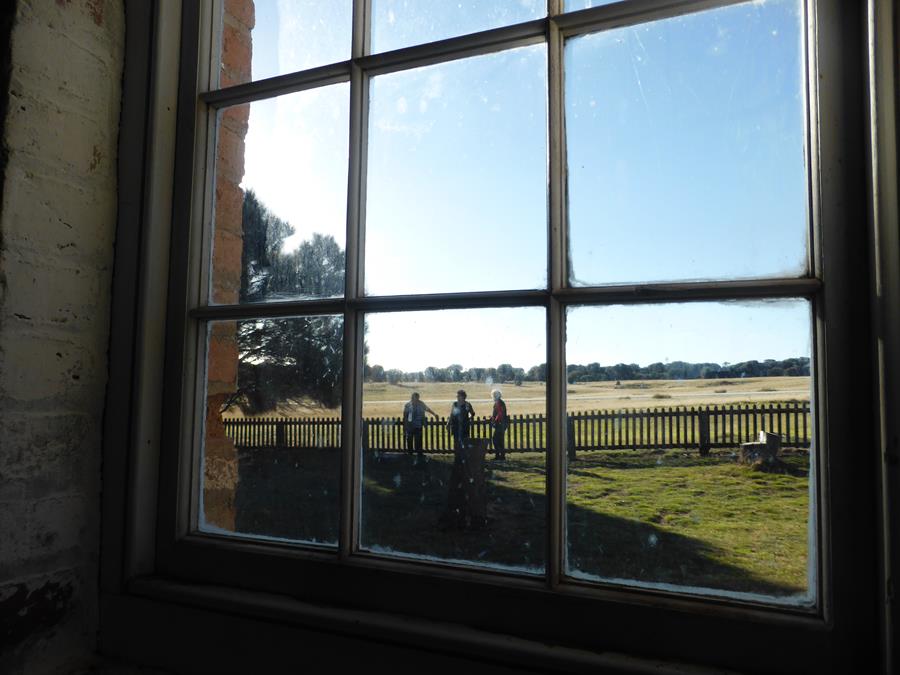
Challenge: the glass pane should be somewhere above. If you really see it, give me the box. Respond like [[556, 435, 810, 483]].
[[218, 1, 352, 88], [360, 308, 547, 573], [566, 0, 808, 285], [365, 45, 548, 296], [200, 316, 343, 546], [562, 1, 618, 10], [371, 0, 544, 54], [211, 86, 349, 304], [565, 300, 815, 605]]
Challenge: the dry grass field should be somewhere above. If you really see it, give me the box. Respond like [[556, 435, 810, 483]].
[[223, 376, 811, 420]]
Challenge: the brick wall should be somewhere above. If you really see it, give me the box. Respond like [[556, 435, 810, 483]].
[[204, 1, 254, 531], [0, 1, 124, 673]]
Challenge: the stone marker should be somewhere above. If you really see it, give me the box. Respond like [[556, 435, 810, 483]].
[[739, 430, 782, 466], [440, 438, 488, 530]]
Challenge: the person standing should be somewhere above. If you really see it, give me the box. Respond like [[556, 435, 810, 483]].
[[402, 392, 437, 461], [447, 389, 475, 449], [489, 388, 509, 460]]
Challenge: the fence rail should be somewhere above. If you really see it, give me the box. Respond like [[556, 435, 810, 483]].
[[223, 402, 811, 455]]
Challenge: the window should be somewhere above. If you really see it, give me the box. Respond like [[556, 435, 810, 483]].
[[147, 0, 881, 671]]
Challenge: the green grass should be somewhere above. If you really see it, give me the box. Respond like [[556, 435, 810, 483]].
[[566, 449, 809, 595], [229, 446, 810, 598]]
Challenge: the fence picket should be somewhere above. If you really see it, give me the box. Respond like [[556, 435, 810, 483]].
[[222, 401, 812, 454]]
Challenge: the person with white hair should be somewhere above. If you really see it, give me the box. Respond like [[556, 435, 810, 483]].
[[489, 388, 510, 460]]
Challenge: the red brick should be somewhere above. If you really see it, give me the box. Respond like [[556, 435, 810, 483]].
[[225, 0, 255, 30], [221, 103, 250, 135], [216, 125, 246, 184], [207, 336, 238, 385], [221, 22, 251, 84]]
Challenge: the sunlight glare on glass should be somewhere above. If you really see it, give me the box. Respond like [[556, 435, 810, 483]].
[[371, 0, 545, 54], [211, 85, 349, 304], [221, 0, 352, 86]]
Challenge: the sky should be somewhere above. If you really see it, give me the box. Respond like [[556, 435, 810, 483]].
[[364, 299, 810, 372], [230, 0, 809, 371]]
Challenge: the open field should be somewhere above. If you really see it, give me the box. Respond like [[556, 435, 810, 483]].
[[228, 446, 810, 599], [223, 376, 811, 420]]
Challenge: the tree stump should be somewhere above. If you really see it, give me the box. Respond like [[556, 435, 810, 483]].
[[440, 438, 488, 530]]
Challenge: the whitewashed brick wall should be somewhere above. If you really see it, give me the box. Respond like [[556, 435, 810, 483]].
[[0, 1, 124, 673]]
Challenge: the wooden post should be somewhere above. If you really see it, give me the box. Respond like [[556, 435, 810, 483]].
[[698, 408, 711, 456], [567, 415, 576, 462]]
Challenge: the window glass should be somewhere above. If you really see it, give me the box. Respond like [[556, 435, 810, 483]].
[[563, 1, 618, 10], [565, 300, 815, 604], [219, 0, 352, 88], [371, 0, 545, 54], [365, 45, 548, 296], [566, 0, 808, 285], [360, 308, 547, 573], [211, 86, 349, 304], [200, 316, 343, 546]]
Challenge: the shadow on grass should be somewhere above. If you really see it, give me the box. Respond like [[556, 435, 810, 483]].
[[234, 447, 804, 597]]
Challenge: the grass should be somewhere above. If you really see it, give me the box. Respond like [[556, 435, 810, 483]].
[[229, 444, 811, 599], [224, 376, 812, 420]]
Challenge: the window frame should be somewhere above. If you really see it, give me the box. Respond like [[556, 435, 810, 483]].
[[114, 0, 884, 671]]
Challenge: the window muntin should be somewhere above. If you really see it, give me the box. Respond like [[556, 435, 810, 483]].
[[189, 0, 823, 615], [211, 87, 350, 304], [565, 300, 814, 605], [566, 0, 808, 286], [364, 45, 549, 296], [370, 0, 546, 54], [218, 0, 353, 87], [359, 307, 547, 573]]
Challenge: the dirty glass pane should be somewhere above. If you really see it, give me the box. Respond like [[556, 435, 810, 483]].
[[199, 316, 343, 546], [566, 0, 808, 286], [562, 0, 618, 10], [218, 1, 352, 88], [565, 300, 815, 605], [371, 0, 544, 54], [365, 45, 547, 296], [360, 307, 547, 573], [211, 86, 349, 304]]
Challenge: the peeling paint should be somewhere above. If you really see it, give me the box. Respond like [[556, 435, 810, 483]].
[[85, 0, 104, 26]]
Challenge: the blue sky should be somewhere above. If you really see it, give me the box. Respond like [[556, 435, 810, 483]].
[[233, 0, 809, 371]]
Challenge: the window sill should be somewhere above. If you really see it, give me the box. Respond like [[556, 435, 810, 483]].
[[106, 576, 726, 674]]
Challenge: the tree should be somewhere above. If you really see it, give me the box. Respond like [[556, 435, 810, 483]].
[[526, 363, 546, 382], [496, 363, 515, 383], [232, 191, 346, 414]]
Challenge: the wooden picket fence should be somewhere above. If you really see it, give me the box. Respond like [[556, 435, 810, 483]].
[[223, 402, 811, 456]]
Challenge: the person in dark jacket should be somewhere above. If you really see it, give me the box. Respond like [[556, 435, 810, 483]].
[[447, 389, 475, 449], [489, 388, 509, 460]]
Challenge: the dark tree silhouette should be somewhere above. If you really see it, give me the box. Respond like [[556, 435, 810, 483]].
[[232, 191, 345, 415]]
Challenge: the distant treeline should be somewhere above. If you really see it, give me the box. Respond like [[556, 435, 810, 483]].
[[364, 357, 810, 386]]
